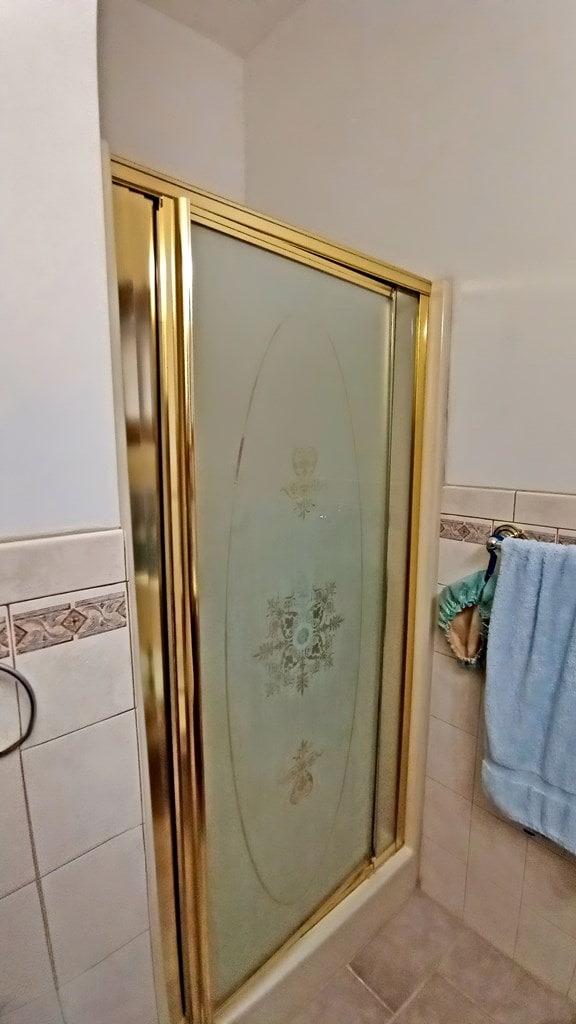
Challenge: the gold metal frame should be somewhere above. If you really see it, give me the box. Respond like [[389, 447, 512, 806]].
[[110, 157, 431, 1024]]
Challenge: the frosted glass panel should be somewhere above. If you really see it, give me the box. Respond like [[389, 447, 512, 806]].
[[191, 226, 392, 1002]]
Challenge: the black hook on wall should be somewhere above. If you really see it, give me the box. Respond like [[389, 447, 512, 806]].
[[0, 664, 36, 757]]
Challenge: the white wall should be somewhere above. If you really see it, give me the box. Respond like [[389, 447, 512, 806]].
[[245, 0, 576, 494], [1, 0, 120, 539], [98, 0, 245, 200]]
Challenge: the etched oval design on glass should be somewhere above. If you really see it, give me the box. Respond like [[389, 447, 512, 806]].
[[226, 315, 362, 906]]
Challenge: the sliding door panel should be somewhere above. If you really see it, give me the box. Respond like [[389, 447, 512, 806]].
[[190, 226, 393, 1002]]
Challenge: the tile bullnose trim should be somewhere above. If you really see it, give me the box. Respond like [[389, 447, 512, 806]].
[[0, 529, 126, 606]]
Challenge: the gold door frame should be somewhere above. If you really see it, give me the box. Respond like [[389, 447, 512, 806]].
[[111, 157, 431, 1024]]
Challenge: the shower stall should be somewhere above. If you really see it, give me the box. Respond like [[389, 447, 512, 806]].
[[110, 160, 439, 1024]]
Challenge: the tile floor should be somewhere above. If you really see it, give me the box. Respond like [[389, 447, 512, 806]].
[[288, 890, 576, 1024]]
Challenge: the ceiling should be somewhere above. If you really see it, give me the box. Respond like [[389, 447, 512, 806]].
[[139, 0, 308, 55]]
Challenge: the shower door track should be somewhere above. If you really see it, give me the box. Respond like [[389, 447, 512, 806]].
[[110, 157, 431, 1024]]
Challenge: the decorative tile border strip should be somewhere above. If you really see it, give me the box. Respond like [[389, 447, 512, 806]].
[[13, 592, 127, 655], [0, 617, 10, 660], [439, 517, 493, 544], [559, 533, 576, 546], [520, 527, 557, 543]]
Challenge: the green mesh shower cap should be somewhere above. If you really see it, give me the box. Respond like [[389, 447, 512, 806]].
[[438, 570, 497, 668]]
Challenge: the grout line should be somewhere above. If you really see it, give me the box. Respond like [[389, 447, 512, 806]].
[[347, 964, 394, 1014], [21, 704, 136, 753], [511, 833, 529, 960], [17, 747, 66, 1019], [40, 822, 144, 880], [59, 926, 150, 990], [4, 580, 128, 615]]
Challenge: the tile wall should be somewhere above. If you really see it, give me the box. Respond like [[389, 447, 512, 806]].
[[421, 485, 576, 1000], [0, 531, 157, 1024]]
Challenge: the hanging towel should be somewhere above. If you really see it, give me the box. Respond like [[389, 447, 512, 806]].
[[483, 538, 576, 854]]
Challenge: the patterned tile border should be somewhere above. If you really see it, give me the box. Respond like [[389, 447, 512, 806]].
[[440, 517, 564, 546], [0, 616, 10, 660], [439, 517, 493, 544], [13, 592, 127, 655]]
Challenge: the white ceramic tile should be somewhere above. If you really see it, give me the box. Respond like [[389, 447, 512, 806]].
[[0, 883, 54, 1014], [0, 531, 125, 606], [42, 827, 149, 986], [468, 805, 527, 899], [522, 844, 576, 939], [430, 652, 482, 736], [59, 931, 157, 1024], [12, 585, 133, 747], [423, 777, 472, 862], [426, 716, 476, 799], [515, 903, 576, 995], [22, 711, 141, 874], [442, 486, 515, 522], [0, 752, 35, 898], [0, 992, 63, 1024], [472, 717, 509, 821], [515, 492, 576, 531], [420, 835, 466, 918], [464, 868, 521, 957], [438, 532, 491, 587], [0, 673, 20, 756]]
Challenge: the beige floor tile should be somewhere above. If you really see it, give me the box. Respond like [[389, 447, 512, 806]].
[[350, 891, 463, 1011], [394, 975, 493, 1023], [515, 904, 576, 995], [440, 928, 576, 1024], [288, 968, 391, 1024]]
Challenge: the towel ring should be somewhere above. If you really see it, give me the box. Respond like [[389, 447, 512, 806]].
[[0, 664, 36, 758]]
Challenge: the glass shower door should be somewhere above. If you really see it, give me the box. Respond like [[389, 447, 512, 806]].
[[190, 226, 395, 1003]]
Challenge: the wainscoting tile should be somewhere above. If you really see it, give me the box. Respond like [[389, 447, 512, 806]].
[[423, 778, 472, 863], [464, 868, 521, 957], [522, 844, 576, 940], [420, 836, 466, 918], [438, 518, 492, 586], [59, 931, 157, 1024], [0, 992, 63, 1024], [430, 653, 481, 736], [558, 529, 576, 546], [0, 883, 54, 1015], [0, 531, 125, 606], [515, 492, 576, 532], [42, 827, 148, 986], [12, 585, 133, 747], [22, 711, 141, 874], [0, 753, 35, 899], [468, 806, 527, 899], [515, 904, 576, 995], [0, 669, 19, 760], [426, 717, 476, 799], [442, 486, 515, 523]]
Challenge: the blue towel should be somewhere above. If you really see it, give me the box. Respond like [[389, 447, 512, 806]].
[[483, 537, 576, 854]]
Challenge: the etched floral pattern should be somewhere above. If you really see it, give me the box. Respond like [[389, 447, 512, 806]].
[[279, 741, 323, 805], [254, 581, 344, 696], [439, 517, 492, 544], [282, 446, 326, 519]]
